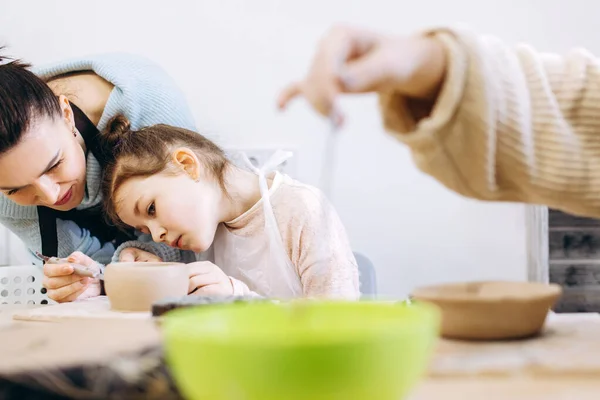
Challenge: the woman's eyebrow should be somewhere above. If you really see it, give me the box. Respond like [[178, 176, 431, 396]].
[[0, 150, 60, 191]]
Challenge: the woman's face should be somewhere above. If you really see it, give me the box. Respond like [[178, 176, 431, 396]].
[[0, 97, 88, 211]]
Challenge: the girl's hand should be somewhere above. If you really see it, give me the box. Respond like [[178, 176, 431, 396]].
[[187, 261, 234, 296], [277, 25, 447, 125], [42, 251, 102, 303]]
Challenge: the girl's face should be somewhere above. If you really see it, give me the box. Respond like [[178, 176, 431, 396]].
[[114, 148, 223, 253], [0, 96, 87, 211]]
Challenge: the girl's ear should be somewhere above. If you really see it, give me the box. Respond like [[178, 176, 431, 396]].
[[171, 147, 201, 181]]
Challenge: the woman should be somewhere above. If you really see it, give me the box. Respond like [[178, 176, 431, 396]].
[[0, 51, 197, 302], [278, 25, 600, 219]]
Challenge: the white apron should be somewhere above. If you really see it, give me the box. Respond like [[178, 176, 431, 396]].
[[212, 150, 304, 299]]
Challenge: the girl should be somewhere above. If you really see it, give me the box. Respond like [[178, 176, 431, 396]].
[[0, 52, 197, 302], [101, 115, 360, 299], [278, 24, 600, 219]]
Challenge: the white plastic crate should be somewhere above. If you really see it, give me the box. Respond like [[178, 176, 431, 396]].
[[0, 265, 54, 306]]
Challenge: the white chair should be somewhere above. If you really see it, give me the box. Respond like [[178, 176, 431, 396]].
[[0, 265, 53, 306]]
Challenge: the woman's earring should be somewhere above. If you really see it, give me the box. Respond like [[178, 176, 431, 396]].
[[72, 126, 77, 137]]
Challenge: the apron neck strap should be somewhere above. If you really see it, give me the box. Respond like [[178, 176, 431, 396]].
[[239, 149, 292, 199]]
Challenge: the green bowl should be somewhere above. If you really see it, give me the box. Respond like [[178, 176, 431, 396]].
[[163, 301, 440, 400]]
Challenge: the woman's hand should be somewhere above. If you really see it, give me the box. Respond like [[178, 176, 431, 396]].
[[119, 248, 162, 262], [277, 25, 447, 125], [42, 251, 102, 303], [187, 261, 234, 296]]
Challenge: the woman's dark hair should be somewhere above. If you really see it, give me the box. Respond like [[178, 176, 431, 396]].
[[0, 48, 61, 155]]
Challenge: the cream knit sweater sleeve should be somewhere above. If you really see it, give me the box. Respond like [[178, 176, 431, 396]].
[[380, 28, 600, 218]]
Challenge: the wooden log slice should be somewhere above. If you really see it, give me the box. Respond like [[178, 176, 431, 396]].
[[0, 319, 180, 400]]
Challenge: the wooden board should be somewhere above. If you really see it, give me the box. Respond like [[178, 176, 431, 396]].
[[11, 296, 151, 322], [0, 319, 178, 399], [429, 312, 600, 377]]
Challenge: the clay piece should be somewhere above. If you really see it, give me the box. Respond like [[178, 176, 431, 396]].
[[411, 281, 562, 341], [104, 262, 189, 312], [152, 295, 268, 317], [11, 296, 150, 323]]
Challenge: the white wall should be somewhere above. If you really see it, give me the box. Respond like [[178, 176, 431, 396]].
[[0, 0, 597, 297]]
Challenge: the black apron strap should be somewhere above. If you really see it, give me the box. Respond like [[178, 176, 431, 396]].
[[37, 102, 114, 257], [38, 205, 58, 257], [71, 103, 110, 166]]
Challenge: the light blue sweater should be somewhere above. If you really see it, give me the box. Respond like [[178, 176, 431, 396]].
[[0, 53, 197, 265]]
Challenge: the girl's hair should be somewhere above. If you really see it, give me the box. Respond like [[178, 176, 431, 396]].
[[0, 49, 62, 155], [101, 115, 229, 227]]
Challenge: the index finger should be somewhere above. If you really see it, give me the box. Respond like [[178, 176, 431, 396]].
[[43, 263, 74, 278], [277, 82, 302, 110]]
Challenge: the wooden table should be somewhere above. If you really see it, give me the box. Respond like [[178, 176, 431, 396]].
[[2, 305, 600, 399], [412, 312, 600, 399], [0, 304, 44, 328], [412, 377, 600, 399]]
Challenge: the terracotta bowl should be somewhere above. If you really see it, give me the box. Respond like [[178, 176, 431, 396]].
[[410, 281, 562, 340], [104, 262, 189, 312]]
